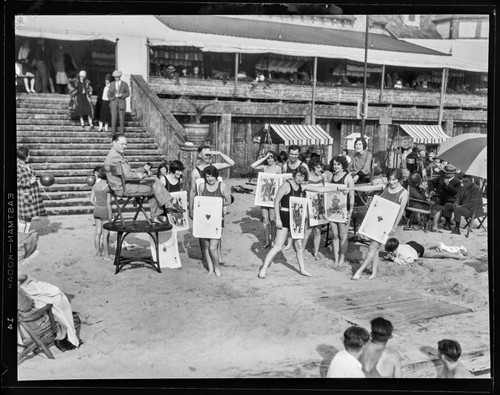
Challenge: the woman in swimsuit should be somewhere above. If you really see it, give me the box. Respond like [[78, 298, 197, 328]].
[[303, 156, 329, 260], [258, 166, 312, 279], [197, 165, 231, 277], [326, 155, 355, 268], [251, 150, 282, 248], [351, 168, 408, 280]]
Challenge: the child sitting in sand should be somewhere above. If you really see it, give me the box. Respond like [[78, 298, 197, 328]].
[[384, 238, 467, 265], [90, 167, 112, 261]]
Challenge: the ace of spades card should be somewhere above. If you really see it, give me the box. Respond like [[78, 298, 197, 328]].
[[289, 197, 308, 239], [306, 191, 328, 226], [358, 195, 400, 244], [254, 172, 281, 208], [150, 231, 181, 269], [166, 191, 190, 231], [192, 196, 223, 239]]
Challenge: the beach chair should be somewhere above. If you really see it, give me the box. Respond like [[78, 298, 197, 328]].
[[462, 199, 487, 238], [18, 294, 58, 365], [104, 162, 156, 226]]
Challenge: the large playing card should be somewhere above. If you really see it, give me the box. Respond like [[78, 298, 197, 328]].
[[324, 186, 348, 223], [150, 231, 181, 269], [358, 194, 400, 244], [192, 196, 223, 239], [289, 197, 308, 239], [254, 172, 282, 208], [167, 191, 189, 231], [306, 191, 328, 226]]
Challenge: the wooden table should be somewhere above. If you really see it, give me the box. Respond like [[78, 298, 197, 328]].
[[104, 220, 172, 274]]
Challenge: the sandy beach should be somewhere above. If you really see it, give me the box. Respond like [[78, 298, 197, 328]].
[[17, 178, 490, 380]]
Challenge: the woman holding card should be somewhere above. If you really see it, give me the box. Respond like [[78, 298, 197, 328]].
[[251, 150, 282, 248], [327, 156, 355, 268], [258, 166, 311, 279], [304, 156, 329, 260], [351, 168, 408, 280], [197, 165, 232, 277]]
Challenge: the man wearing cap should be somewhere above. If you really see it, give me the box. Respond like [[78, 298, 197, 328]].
[[428, 164, 462, 230], [108, 70, 130, 134], [445, 174, 483, 235]]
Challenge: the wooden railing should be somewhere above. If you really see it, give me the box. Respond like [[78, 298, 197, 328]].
[[130, 75, 187, 161], [149, 76, 487, 109]]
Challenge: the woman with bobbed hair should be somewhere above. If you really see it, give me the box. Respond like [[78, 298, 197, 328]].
[[165, 160, 185, 193], [352, 168, 408, 280], [68, 70, 94, 128], [258, 165, 312, 279], [17, 146, 47, 232], [196, 165, 232, 277], [348, 137, 372, 184], [251, 150, 282, 248], [324, 155, 355, 268]]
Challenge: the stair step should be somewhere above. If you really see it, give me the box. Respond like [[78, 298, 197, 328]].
[[31, 162, 159, 170], [16, 118, 143, 126], [16, 137, 155, 144], [30, 154, 162, 163], [40, 171, 165, 183], [17, 130, 148, 137], [25, 143, 158, 150]]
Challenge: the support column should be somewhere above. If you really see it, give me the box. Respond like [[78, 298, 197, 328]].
[[443, 120, 454, 137], [178, 145, 198, 200], [218, 113, 232, 178]]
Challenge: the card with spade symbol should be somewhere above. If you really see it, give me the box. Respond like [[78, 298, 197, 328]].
[[192, 196, 223, 239], [358, 195, 400, 244]]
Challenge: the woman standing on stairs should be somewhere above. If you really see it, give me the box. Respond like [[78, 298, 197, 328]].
[[17, 146, 47, 233], [95, 74, 112, 132], [68, 70, 94, 128]]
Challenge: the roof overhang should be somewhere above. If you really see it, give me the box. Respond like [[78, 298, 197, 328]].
[[253, 124, 333, 146], [398, 124, 450, 144]]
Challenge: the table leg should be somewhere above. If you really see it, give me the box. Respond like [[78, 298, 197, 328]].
[[114, 231, 127, 274]]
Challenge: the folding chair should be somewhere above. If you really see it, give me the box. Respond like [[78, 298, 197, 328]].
[[104, 163, 156, 225], [404, 185, 435, 233], [463, 200, 487, 238], [18, 302, 58, 365]]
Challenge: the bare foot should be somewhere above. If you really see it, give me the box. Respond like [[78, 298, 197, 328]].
[[300, 270, 312, 277], [103, 256, 111, 262], [258, 266, 266, 279], [207, 270, 214, 275], [282, 244, 292, 251], [368, 273, 377, 280], [214, 268, 222, 277], [351, 274, 361, 280]]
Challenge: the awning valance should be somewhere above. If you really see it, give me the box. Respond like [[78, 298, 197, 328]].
[[399, 124, 450, 144], [253, 124, 333, 146]]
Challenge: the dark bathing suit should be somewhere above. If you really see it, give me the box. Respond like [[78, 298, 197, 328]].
[[279, 181, 304, 229]]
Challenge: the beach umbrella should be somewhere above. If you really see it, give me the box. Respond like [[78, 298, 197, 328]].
[[437, 133, 487, 179]]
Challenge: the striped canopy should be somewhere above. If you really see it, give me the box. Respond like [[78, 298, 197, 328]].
[[253, 124, 333, 146], [437, 133, 487, 179], [399, 124, 450, 144]]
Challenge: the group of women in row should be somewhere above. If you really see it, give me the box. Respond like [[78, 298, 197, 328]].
[[252, 141, 407, 280]]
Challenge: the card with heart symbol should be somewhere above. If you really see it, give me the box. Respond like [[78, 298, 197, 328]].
[[166, 191, 190, 231], [192, 196, 223, 239], [150, 231, 181, 269], [358, 194, 400, 244]]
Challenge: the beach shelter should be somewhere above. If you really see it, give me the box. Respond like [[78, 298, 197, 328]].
[[250, 123, 334, 181], [398, 124, 450, 145]]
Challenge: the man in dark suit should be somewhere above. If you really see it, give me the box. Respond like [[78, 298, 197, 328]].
[[108, 70, 130, 134], [448, 174, 484, 235], [428, 164, 462, 230]]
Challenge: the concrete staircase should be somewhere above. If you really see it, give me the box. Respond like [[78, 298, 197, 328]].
[[16, 93, 165, 215]]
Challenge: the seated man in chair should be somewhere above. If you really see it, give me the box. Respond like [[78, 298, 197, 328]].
[[445, 174, 484, 235], [104, 133, 183, 224]]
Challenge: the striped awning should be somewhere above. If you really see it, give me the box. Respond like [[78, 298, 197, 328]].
[[399, 124, 450, 144], [254, 124, 333, 146]]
